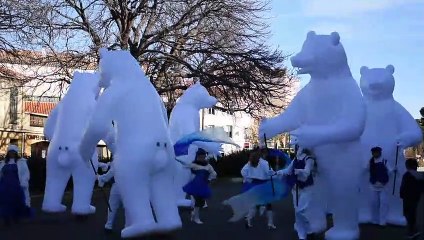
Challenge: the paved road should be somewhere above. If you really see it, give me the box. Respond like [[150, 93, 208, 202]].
[[0, 179, 422, 240]]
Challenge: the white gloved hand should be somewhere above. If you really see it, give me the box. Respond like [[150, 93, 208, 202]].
[[208, 174, 217, 181], [390, 165, 398, 174], [289, 135, 298, 145], [396, 135, 405, 148], [97, 175, 106, 187], [98, 162, 110, 171], [291, 127, 320, 149], [277, 169, 290, 176]]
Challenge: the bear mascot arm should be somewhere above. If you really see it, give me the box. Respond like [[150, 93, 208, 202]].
[[259, 88, 306, 139], [395, 102, 423, 148], [44, 105, 60, 141], [290, 86, 365, 148], [103, 124, 117, 153], [79, 88, 118, 162], [194, 142, 222, 159]]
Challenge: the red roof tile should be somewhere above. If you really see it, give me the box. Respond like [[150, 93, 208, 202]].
[[24, 101, 56, 115], [0, 66, 25, 81], [0, 50, 97, 69]]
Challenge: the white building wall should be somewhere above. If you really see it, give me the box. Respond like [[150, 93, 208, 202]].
[[200, 108, 253, 155]]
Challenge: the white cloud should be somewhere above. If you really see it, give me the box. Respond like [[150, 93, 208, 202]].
[[300, 0, 424, 17]]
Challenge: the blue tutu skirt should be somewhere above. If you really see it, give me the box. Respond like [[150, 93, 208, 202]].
[[241, 179, 269, 193], [183, 170, 211, 199]]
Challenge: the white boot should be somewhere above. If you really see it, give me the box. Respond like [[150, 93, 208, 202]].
[[259, 206, 266, 216], [245, 208, 256, 228], [190, 196, 195, 208], [203, 201, 208, 208], [191, 207, 203, 224], [267, 211, 276, 230]]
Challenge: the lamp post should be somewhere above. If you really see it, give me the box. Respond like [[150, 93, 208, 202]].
[[201, 108, 205, 130]]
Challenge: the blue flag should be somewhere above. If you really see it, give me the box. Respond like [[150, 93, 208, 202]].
[[222, 149, 294, 222], [223, 176, 294, 222], [173, 127, 239, 157]]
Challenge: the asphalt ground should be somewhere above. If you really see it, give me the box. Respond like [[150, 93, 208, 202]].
[[0, 178, 422, 240]]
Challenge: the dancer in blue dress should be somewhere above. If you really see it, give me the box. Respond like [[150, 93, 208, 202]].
[[183, 148, 217, 224], [0, 145, 32, 226]]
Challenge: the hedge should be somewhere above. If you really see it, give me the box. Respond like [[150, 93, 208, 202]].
[[210, 149, 252, 178], [25, 149, 291, 193]]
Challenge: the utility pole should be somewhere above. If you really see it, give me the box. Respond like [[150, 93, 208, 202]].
[[201, 109, 205, 130]]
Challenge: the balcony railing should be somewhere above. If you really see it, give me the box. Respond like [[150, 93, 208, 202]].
[[23, 96, 60, 103]]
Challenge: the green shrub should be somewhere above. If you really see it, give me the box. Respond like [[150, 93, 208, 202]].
[[210, 149, 252, 177]]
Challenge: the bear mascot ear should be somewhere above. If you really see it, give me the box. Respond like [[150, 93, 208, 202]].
[[330, 32, 340, 46], [385, 64, 395, 74], [360, 66, 369, 75], [307, 31, 316, 39]]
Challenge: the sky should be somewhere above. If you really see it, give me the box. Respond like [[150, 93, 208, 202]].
[[266, 0, 424, 118]]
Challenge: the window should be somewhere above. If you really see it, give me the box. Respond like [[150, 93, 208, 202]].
[[244, 128, 248, 135], [10, 139, 19, 145], [207, 108, 215, 115], [30, 114, 47, 127], [9, 87, 18, 124], [226, 125, 233, 138], [244, 128, 250, 139]]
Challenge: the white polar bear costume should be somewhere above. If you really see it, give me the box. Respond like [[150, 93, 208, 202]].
[[79, 49, 181, 238], [259, 31, 366, 240], [42, 72, 100, 215], [358, 65, 423, 226], [168, 82, 218, 207]]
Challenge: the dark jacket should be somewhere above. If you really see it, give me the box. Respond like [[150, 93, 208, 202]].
[[369, 158, 389, 185], [400, 171, 422, 202]]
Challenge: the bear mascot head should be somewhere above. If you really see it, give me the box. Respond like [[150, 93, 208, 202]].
[[360, 65, 395, 100]]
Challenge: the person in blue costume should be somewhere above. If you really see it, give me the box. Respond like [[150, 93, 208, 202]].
[[366, 146, 397, 226], [183, 148, 217, 224], [241, 148, 276, 230], [277, 147, 324, 240], [0, 145, 32, 226]]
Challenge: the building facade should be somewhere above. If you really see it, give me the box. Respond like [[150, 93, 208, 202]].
[[200, 107, 254, 154], [0, 81, 58, 158], [0, 50, 102, 158]]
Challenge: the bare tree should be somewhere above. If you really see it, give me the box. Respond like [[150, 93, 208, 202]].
[[1, 0, 296, 116]]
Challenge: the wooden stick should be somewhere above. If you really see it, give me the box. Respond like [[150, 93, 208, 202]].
[[89, 158, 112, 212], [392, 144, 399, 195]]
